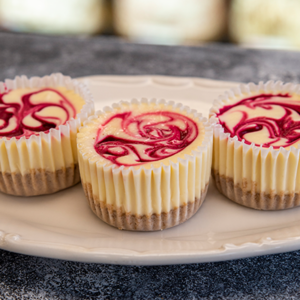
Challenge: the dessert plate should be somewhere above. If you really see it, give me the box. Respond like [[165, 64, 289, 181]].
[[2, 75, 300, 266]]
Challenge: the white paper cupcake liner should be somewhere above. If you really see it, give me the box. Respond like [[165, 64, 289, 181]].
[[210, 80, 300, 210], [78, 98, 215, 231], [0, 73, 95, 196]]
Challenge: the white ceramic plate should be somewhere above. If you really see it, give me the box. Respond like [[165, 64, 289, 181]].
[[2, 75, 300, 266]]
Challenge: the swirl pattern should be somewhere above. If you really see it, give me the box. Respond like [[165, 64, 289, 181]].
[[0, 88, 77, 139], [94, 111, 198, 166], [217, 93, 300, 148]]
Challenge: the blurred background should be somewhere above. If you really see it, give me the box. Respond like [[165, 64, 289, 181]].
[[0, 0, 299, 50]]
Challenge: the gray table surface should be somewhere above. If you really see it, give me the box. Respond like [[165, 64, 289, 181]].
[[1, 32, 300, 300]]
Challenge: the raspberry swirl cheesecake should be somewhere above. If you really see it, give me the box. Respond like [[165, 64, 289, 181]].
[[0, 73, 94, 196], [210, 81, 300, 210], [78, 99, 214, 231]]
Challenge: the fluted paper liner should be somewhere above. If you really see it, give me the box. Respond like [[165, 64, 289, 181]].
[[210, 80, 300, 210], [0, 73, 94, 196], [78, 98, 214, 231]]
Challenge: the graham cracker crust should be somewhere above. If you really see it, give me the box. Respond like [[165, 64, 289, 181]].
[[82, 182, 209, 231], [213, 171, 300, 210], [0, 164, 80, 197]]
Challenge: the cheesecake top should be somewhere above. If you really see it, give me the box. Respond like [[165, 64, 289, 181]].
[[94, 109, 199, 167], [0, 87, 85, 139], [216, 93, 300, 149], [78, 101, 206, 168]]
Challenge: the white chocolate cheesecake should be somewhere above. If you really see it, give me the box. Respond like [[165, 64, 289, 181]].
[[0, 74, 94, 196], [210, 81, 300, 210], [78, 99, 214, 231]]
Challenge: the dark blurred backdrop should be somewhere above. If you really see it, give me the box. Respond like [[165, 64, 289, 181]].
[[0, 0, 299, 50]]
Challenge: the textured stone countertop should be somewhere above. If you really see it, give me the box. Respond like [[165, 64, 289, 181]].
[[1, 32, 300, 299]]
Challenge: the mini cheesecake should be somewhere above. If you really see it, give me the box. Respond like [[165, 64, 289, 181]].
[[77, 99, 214, 231], [210, 81, 300, 210], [0, 73, 94, 196]]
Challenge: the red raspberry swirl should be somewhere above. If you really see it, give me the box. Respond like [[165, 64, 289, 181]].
[[216, 93, 300, 148], [0, 88, 77, 139], [94, 111, 199, 166]]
